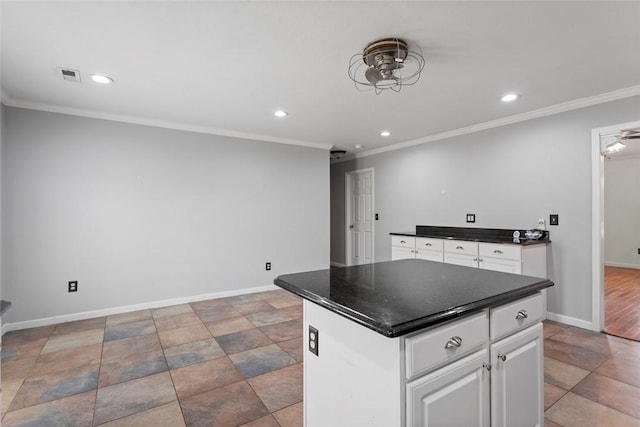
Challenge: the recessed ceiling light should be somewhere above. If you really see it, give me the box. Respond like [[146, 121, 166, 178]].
[[274, 110, 288, 118], [355, 144, 364, 149], [501, 93, 518, 102], [90, 74, 114, 84], [380, 130, 391, 137]]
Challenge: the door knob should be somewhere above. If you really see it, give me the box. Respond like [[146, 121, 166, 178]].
[[349, 225, 354, 229]]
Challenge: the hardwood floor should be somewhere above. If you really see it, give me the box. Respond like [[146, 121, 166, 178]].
[[604, 266, 640, 341]]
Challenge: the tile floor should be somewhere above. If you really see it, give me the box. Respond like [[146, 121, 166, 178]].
[[1, 292, 640, 426], [1, 289, 304, 426]]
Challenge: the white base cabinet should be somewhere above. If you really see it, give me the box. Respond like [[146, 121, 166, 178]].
[[303, 293, 545, 427], [407, 349, 490, 427]]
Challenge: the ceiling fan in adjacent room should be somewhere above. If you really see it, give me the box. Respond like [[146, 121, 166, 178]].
[[602, 128, 640, 155]]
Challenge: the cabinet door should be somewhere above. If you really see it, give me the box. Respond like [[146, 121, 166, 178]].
[[407, 350, 490, 427], [490, 323, 543, 427], [444, 253, 478, 268], [479, 257, 522, 274], [415, 249, 444, 262], [392, 246, 415, 260]]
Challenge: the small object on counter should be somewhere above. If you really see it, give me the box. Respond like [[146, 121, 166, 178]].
[[512, 230, 521, 243], [525, 230, 543, 240]]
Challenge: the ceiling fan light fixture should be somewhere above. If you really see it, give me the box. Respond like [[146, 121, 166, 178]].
[[274, 110, 288, 118], [501, 93, 518, 102], [380, 130, 391, 137], [348, 37, 425, 95]]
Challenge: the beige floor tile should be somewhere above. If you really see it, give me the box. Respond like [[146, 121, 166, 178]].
[[151, 304, 194, 319], [248, 364, 303, 412], [545, 392, 640, 427], [240, 414, 281, 427], [170, 357, 244, 400], [153, 312, 202, 332], [1, 378, 24, 417], [95, 401, 185, 427], [544, 356, 590, 390], [1, 390, 96, 427], [273, 401, 303, 427], [106, 309, 152, 327], [572, 372, 640, 419], [544, 382, 567, 410], [0, 357, 37, 381], [205, 316, 255, 337], [157, 323, 211, 348], [41, 329, 104, 354]]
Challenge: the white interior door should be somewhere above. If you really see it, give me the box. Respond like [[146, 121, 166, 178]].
[[346, 169, 374, 266]]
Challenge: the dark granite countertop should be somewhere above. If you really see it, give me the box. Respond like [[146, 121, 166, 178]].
[[391, 225, 550, 246], [274, 259, 553, 338]]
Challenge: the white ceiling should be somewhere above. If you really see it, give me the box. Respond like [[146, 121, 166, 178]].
[[2, 1, 640, 158]]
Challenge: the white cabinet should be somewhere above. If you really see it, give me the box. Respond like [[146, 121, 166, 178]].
[[415, 237, 444, 262], [444, 240, 479, 267], [303, 292, 545, 427], [392, 236, 444, 262], [392, 236, 547, 279], [490, 323, 544, 427], [407, 349, 490, 427], [405, 293, 545, 427]]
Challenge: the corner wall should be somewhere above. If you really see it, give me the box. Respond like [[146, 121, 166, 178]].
[[331, 96, 640, 327], [2, 107, 330, 326]]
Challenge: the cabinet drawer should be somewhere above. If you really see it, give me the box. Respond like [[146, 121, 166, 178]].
[[479, 243, 521, 260], [415, 237, 443, 252], [444, 240, 478, 256], [490, 293, 543, 341], [405, 312, 488, 379], [391, 235, 415, 248]]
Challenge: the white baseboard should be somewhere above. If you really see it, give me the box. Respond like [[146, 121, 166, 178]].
[[546, 311, 597, 332], [1, 284, 280, 335], [330, 261, 347, 268], [604, 262, 640, 270]]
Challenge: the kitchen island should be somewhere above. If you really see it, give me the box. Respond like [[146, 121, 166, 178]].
[[275, 259, 554, 427]]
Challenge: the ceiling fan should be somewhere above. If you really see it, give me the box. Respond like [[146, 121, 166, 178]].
[[618, 128, 640, 141]]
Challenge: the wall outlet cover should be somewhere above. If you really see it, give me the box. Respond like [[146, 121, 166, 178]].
[[466, 214, 476, 223], [68, 281, 78, 292]]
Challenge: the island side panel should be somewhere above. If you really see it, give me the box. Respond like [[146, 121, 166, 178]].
[[303, 300, 403, 427]]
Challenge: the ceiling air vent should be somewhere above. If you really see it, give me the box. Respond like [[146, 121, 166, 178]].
[[57, 67, 81, 83]]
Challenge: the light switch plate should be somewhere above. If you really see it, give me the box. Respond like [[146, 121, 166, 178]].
[[550, 214, 559, 226]]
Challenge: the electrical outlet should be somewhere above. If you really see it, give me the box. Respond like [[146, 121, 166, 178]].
[[550, 214, 559, 226], [637, 248, 640, 255], [308, 325, 319, 356], [466, 214, 476, 223], [68, 281, 78, 292], [375, 213, 379, 221], [265, 262, 271, 271]]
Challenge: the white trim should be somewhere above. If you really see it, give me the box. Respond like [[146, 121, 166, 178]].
[[604, 262, 640, 270], [1, 95, 333, 151], [1, 284, 279, 334], [546, 312, 595, 331], [345, 168, 375, 267], [591, 119, 640, 333], [333, 85, 640, 163], [330, 261, 347, 268]]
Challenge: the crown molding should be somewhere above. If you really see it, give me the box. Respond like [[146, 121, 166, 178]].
[[338, 85, 640, 163], [1, 94, 333, 151]]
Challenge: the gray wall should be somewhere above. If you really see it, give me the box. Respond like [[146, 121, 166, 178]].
[[331, 96, 640, 325], [2, 107, 330, 324], [605, 156, 640, 268]]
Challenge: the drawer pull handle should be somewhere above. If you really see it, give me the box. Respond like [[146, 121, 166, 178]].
[[498, 354, 507, 362], [474, 257, 478, 262], [425, 243, 432, 247], [400, 240, 406, 244], [411, 250, 415, 253], [516, 310, 528, 320], [444, 336, 463, 349], [456, 246, 464, 250], [483, 363, 492, 372], [494, 250, 503, 254]]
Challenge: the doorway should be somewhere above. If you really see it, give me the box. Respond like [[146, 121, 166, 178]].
[[345, 168, 374, 266], [592, 119, 640, 339]]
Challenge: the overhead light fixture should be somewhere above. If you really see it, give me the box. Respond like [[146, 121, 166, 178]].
[[501, 93, 518, 102], [274, 110, 288, 118], [348, 38, 425, 94], [354, 144, 364, 149], [380, 131, 391, 137], [603, 140, 626, 154], [90, 74, 114, 84]]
